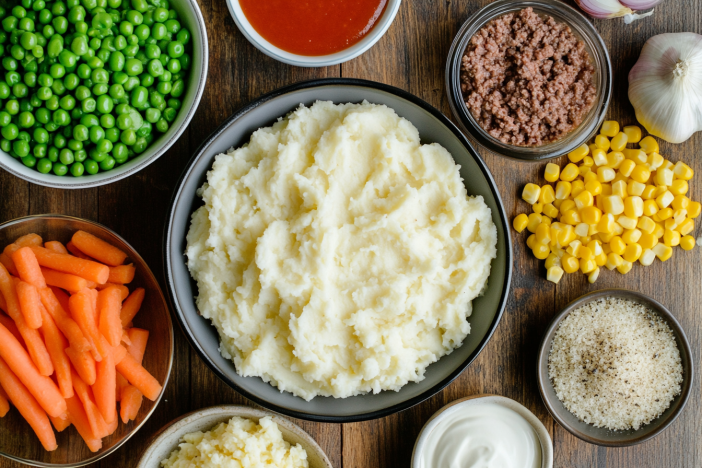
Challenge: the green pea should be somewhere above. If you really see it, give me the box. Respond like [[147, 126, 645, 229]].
[[13, 139, 30, 156], [36, 157, 51, 173], [166, 55, 181, 74], [88, 124, 104, 143], [2, 56, 18, 71], [32, 126, 48, 143], [91, 67, 108, 83], [151, 22, 166, 40], [98, 155, 114, 170], [139, 73, 153, 87], [71, 107, 82, 119], [2, 122, 18, 140], [142, 107, 158, 124], [151, 7, 167, 23], [119, 127, 135, 145], [92, 83, 108, 95], [18, 17, 34, 32], [22, 71, 36, 87], [11, 44, 25, 60], [36, 85, 51, 100], [170, 79, 184, 98], [58, 49, 77, 67], [101, 36, 115, 52], [49, 63, 65, 78], [95, 94, 113, 113], [91, 11, 112, 30], [123, 43, 138, 58], [128, 85, 146, 108], [52, 108, 69, 125], [71, 123, 87, 141], [67, 5, 85, 23], [51, 2, 66, 15], [154, 81, 170, 96], [118, 21, 132, 36], [31, 44, 43, 58], [64, 73, 80, 90], [52, 16, 68, 34], [126, 9, 144, 23], [67, 138, 81, 150], [82, 158, 97, 173], [134, 24, 149, 41], [59, 94, 76, 110], [74, 85, 89, 101], [18, 111, 34, 127], [89, 37, 100, 50], [51, 78, 66, 95], [18, 99, 33, 112], [39, 10, 53, 25], [0, 82, 9, 99], [45, 145, 58, 160], [68, 160, 82, 176], [21, 154, 36, 166], [2, 17, 18, 33], [107, 83, 123, 100], [5, 100, 19, 115], [34, 108, 49, 124], [176, 28, 189, 45], [6, 71, 20, 85], [115, 112, 131, 129], [20, 31, 37, 50], [81, 97, 95, 112], [12, 82, 28, 97], [135, 120, 150, 137], [58, 147, 73, 163], [114, 34, 126, 50], [0, 138, 10, 152], [123, 75, 139, 91], [69, 35, 88, 56], [0, 112, 10, 126], [104, 126, 119, 142], [95, 137, 111, 152], [45, 121, 59, 131], [51, 161, 66, 175], [53, 132, 66, 147], [85, 56, 103, 69]]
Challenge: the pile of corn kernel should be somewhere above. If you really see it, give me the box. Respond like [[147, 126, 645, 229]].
[[513, 121, 698, 284]]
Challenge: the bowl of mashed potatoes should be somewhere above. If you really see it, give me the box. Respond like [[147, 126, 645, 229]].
[[165, 78, 512, 422]]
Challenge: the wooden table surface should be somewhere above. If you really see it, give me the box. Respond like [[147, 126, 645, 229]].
[[1, 0, 701, 466]]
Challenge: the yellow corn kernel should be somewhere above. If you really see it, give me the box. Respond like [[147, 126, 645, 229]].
[[627, 181, 645, 197], [680, 235, 696, 250], [597, 213, 616, 233], [639, 136, 660, 154], [561, 209, 581, 225], [522, 183, 541, 205], [535, 223, 551, 245], [609, 236, 626, 255], [559, 225, 578, 247], [588, 267, 600, 283], [583, 172, 598, 185], [612, 222, 624, 235], [639, 249, 656, 266], [584, 180, 602, 196], [588, 240, 603, 256], [533, 243, 550, 260], [617, 215, 638, 230], [566, 239, 582, 257], [526, 213, 543, 233], [687, 201, 701, 218], [562, 254, 579, 273], [571, 180, 585, 198], [580, 206, 602, 225], [612, 180, 627, 198], [581, 235, 592, 245], [618, 159, 636, 178], [656, 190, 675, 209], [560, 199, 576, 214], [580, 257, 597, 274], [600, 120, 619, 137], [641, 185, 657, 199], [642, 199, 659, 217], [526, 234, 537, 249], [607, 151, 625, 170], [532, 202, 544, 214], [664, 229, 681, 247], [582, 156, 595, 167], [588, 224, 599, 236], [647, 152, 664, 170], [579, 246, 594, 261], [673, 161, 694, 180], [665, 217, 679, 231], [669, 179, 688, 196], [610, 132, 628, 152], [624, 242, 643, 262], [606, 252, 624, 270], [592, 149, 609, 167], [653, 222, 665, 239], [538, 185, 555, 205], [623, 125, 642, 144], [639, 232, 658, 250], [545, 253, 561, 269], [602, 195, 625, 215], [623, 197, 643, 219], [601, 183, 612, 196], [543, 203, 559, 219], [574, 223, 590, 237], [555, 181, 572, 200], [676, 218, 694, 236], [542, 216, 552, 226], [550, 225, 562, 248], [662, 159, 674, 171], [597, 166, 616, 183], [671, 195, 690, 211], [568, 144, 589, 163], [612, 172, 629, 185], [547, 266, 564, 284], [601, 242, 612, 254], [656, 207, 673, 221], [599, 231, 615, 243], [652, 243, 673, 261], [574, 190, 594, 210], [553, 199, 563, 209], [513, 214, 529, 233], [630, 165, 651, 184], [654, 168, 674, 187], [617, 260, 633, 274], [560, 163, 579, 182], [637, 216, 656, 234], [594, 134, 610, 151], [622, 228, 642, 245], [543, 163, 560, 183], [579, 165, 591, 177], [624, 149, 648, 164], [595, 252, 607, 266]]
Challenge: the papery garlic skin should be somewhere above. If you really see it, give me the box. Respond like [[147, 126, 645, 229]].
[[629, 32, 702, 144], [575, 0, 632, 18], [620, 0, 663, 10]]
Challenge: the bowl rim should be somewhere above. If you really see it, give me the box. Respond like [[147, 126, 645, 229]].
[[163, 77, 513, 423], [135, 405, 333, 468], [0, 213, 175, 467], [0, 0, 209, 189], [444, 0, 613, 161], [225, 0, 402, 66], [410, 394, 553, 468], [536, 288, 694, 447]]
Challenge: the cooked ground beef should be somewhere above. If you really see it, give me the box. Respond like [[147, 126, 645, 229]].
[[460, 8, 597, 147]]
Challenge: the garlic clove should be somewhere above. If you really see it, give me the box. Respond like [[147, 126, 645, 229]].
[[619, 0, 664, 10], [628, 32, 702, 144], [575, 0, 633, 19]]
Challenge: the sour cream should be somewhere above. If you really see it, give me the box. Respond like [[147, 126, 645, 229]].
[[418, 400, 542, 468]]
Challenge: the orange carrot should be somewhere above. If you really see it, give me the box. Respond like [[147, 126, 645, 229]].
[[0, 313, 23, 344], [126, 328, 149, 365], [87, 287, 98, 323], [92, 353, 116, 424], [66, 241, 92, 260], [97, 282, 129, 299], [40, 268, 89, 293], [69, 289, 108, 361], [28, 246, 109, 284], [0, 265, 53, 375], [65, 346, 97, 386], [38, 287, 91, 353], [0, 356, 57, 451], [97, 286, 122, 346], [105, 406, 119, 436], [48, 286, 70, 314], [0, 384, 9, 417], [114, 346, 161, 401], [16, 281, 43, 329], [65, 396, 102, 452], [14, 234, 43, 247], [0, 252, 17, 276], [44, 241, 68, 255], [107, 264, 135, 284], [49, 411, 71, 432], [39, 307, 73, 399], [121, 329, 132, 346], [119, 385, 143, 424], [0, 289, 6, 313], [12, 247, 47, 289], [71, 369, 109, 439], [115, 373, 128, 401], [72, 231, 128, 267], [120, 288, 145, 328]]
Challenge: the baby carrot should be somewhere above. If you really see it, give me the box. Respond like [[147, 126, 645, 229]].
[[69, 290, 108, 361], [97, 283, 129, 299], [14, 234, 43, 247], [16, 281, 43, 329], [72, 231, 128, 267], [0, 383, 9, 417], [116, 373, 128, 401], [49, 411, 71, 432], [65, 347, 97, 386], [65, 396, 102, 452], [29, 246, 109, 284], [0, 252, 17, 276], [126, 328, 149, 365], [92, 352, 116, 424], [66, 241, 92, 260], [119, 385, 143, 424], [40, 268, 89, 293], [71, 369, 109, 439], [12, 247, 47, 289], [105, 407, 119, 436], [107, 264, 135, 284], [0, 313, 22, 344], [38, 287, 91, 353], [0, 356, 57, 451], [39, 307, 73, 399], [44, 241, 69, 255], [120, 288, 145, 328], [114, 346, 161, 401], [98, 286, 123, 346], [0, 289, 6, 313]]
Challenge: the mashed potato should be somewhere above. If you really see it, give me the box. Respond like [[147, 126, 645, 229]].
[[160, 416, 308, 468], [186, 101, 497, 400]]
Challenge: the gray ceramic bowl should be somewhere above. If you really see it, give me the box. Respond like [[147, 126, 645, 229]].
[[164, 78, 512, 422], [0, 0, 208, 189], [136, 406, 332, 468], [537, 289, 693, 447]]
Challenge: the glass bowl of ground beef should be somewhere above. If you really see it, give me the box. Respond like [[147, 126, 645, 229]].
[[446, 0, 612, 161]]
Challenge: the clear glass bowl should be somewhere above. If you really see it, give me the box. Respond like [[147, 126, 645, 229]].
[[446, 0, 612, 161]]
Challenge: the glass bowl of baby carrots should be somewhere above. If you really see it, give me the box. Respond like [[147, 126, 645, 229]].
[[0, 214, 173, 467]]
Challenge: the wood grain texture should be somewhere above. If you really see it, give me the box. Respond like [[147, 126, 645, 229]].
[[0, 0, 700, 466]]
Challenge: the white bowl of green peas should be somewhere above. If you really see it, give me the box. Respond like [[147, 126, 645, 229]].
[[0, 0, 207, 188]]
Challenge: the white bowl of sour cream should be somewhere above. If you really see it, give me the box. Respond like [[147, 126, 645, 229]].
[[412, 395, 553, 468]]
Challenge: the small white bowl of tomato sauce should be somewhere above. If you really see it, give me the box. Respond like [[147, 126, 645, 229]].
[[226, 0, 401, 67]]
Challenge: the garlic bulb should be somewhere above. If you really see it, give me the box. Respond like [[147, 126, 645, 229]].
[[628, 33, 702, 144], [574, 0, 657, 22]]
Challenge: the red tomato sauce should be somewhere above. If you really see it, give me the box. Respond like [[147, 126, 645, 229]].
[[239, 0, 388, 56]]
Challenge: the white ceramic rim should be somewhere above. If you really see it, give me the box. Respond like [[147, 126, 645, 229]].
[[411, 395, 554, 468], [0, 0, 209, 189], [135, 405, 332, 468], [225, 0, 402, 67]]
